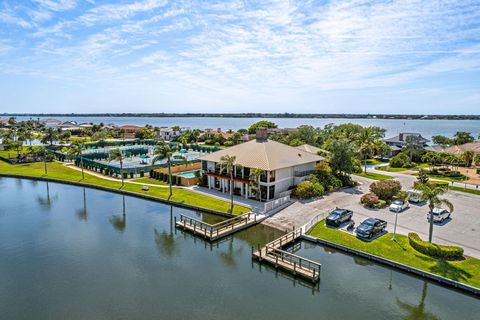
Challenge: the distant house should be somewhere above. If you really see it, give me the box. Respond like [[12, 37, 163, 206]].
[[43, 119, 81, 131], [158, 126, 189, 141], [239, 127, 297, 142], [383, 133, 430, 155], [199, 128, 232, 141], [120, 125, 144, 139], [0, 118, 9, 127], [199, 128, 325, 201], [441, 141, 480, 156]]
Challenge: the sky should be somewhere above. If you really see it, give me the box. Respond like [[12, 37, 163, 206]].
[[0, 0, 479, 114]]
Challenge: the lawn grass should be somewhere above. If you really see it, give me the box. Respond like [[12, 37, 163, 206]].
[[412, 173, 468, 183], [376, 165, 410, 172], [365, 158, 389, 165], [308, 220, 480, 288], [0, 146, 36, 158], [0, 160, 249, 215], [131, 177, 168, 186], [449, 186, 480, 196], [355, 171, 393, 180]]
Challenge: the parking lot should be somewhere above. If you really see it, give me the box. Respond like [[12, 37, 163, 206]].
[[266, 174, 480, 258]]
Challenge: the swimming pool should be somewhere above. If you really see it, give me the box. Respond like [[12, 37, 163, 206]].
[[175, 170, 199, 178]]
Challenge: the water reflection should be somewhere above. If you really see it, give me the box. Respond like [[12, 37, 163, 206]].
[[110, 195, 126, 233], [75, 188, 88, 221], [396, 281, 439, 320], [37, 182, 57, 209], [218, 237, 243, 269], [154, 206, 178, 257]]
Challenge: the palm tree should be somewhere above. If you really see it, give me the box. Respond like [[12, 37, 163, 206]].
[[33, 146, 53, 175], [415, 183, 454, 243], [249, 168, 264, 200], [461, 150, 474, 167], [68, 143, 85, 180], [151, 142, 182, 199], [220, 155, 237, 213], [41, 128, 59, 145], [358, 127, 383, 173], [108, 148, 125, 187]]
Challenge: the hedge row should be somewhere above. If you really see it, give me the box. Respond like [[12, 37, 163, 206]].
[[408, 233, 464, 260], [149, 169, 182, 185]]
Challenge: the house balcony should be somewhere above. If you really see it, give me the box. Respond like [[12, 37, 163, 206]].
[[205, 169, 250, 183]]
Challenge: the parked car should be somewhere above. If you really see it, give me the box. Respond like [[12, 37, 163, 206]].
[[326, 208, 353, 227], [407, 189, 423, 203], [427, 208, 451, 223], [356, 218, 387, 239], [389, 200, 409, 213]]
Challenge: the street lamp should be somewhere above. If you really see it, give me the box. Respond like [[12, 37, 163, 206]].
[[392, 210, 399, 241]]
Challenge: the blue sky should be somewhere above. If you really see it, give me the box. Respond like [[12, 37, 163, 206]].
[[0, 0, 479, 114]]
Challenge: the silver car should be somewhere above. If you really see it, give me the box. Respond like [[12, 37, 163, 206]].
[[427, 208, 451, 223], [389, 200, 409, 213]]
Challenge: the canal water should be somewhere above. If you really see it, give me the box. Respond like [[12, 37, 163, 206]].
[[0, 178, 478, 319]]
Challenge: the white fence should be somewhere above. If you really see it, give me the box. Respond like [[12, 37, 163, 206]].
[[262, 195, 291, 213]]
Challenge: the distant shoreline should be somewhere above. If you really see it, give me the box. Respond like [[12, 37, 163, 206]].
[[3, 113, 480, 120]]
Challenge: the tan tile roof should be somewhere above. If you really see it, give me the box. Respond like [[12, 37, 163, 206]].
[[295, 144, 329, 155], [442, 141, 480, 155], [199, 139, 325, 171]]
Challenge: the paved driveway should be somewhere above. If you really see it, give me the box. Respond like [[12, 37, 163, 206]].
[[267, 171, 480, 258]]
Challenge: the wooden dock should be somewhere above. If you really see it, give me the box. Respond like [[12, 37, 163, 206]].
[[175, 212, 264, 241], [252, 229, 321, 283]]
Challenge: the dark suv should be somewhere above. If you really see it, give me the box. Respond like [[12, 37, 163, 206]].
[[356, 218, 387, 239], [326, 208, 353, 227]]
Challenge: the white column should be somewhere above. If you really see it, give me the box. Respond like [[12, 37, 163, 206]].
[[244, 184, 248, 199]]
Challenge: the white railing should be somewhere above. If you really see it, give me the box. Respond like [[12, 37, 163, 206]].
[[263, 195, 290, 213]]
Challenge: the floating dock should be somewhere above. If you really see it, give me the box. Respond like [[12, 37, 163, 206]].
[[252, 228, 321, 283], [175, 212, 265, 241]]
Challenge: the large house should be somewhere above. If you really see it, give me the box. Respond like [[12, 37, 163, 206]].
[[199, 128, 324, 201], [383, 132, 430, 155]]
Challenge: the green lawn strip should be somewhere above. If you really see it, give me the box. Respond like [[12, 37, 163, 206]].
[[365, 158, 389, 165], [355, 171, 393, 180], [449, 186, 480, 196], [412, 172, 468, 182], [308, 221, 480, 288], [131, 177, 168, 186], [376, 165, 410, 172], [0, 161, 249, 215], [415, 163, 430, 169]]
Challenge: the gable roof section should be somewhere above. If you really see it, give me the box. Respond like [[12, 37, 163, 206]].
[[442, 141, 480, 155], [199, 139, 324, 171], [295, 144, 329, 155]]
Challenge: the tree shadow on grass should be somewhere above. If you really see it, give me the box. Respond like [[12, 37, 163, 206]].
[[415, 254, 472, 283]]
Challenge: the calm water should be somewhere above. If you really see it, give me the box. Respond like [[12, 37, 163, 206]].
[[0, 178, 478, 319], [15, 116, 480, 139]]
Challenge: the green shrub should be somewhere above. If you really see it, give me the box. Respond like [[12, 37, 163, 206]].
[[408, 233, 464, 260], [130, 172, 134, 179], [224, 140, 235, 147], [122, 172, 128, 179], [360, 193, 379, 207], [390, 152, 411, 168], [370, 180, 402, 200], [395, 190, 409, 201], [293, 181, 325, 199], [375, 200, 387, 209], [158, 172, 164, 180], [140, 171, 144, 177]]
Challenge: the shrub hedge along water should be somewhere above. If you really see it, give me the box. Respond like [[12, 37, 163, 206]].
[[408, 232, 464, 260]]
